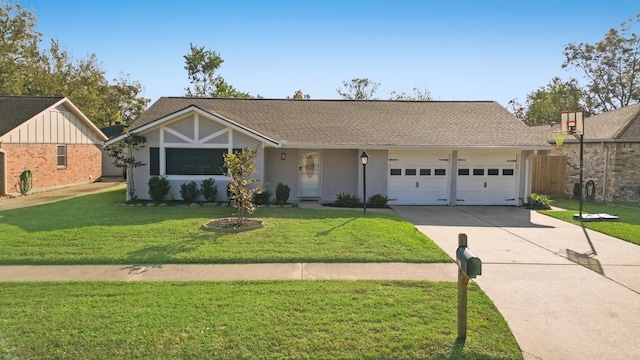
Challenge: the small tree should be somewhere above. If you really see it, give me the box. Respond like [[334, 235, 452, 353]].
[[223, 147, 263, 225], [104, 132, 146, 200]]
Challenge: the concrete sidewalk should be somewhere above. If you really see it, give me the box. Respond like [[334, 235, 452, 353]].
[[394, 205, 640, 360], [0, 263, 457, 282]]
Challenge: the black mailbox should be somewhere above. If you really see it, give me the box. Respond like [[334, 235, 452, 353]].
[[456, 246, 482, 278]]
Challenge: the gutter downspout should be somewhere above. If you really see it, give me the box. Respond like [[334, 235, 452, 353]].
[[603, 141, 609, 202]]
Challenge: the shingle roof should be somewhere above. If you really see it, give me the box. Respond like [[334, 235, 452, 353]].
[[100, 123, 126, 139], [530, 103, 640, 142], [130, 97, 550, 148], [0, 96, 64, 136]]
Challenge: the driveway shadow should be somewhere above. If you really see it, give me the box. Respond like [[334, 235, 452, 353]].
[[392, 206, 554, 228]]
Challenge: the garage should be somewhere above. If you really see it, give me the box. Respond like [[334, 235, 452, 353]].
[[387, 150, 450, 205], [455, 152, 519, 205]]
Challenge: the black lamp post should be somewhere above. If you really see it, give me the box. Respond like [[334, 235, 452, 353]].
[[360, 151, 369, 214]]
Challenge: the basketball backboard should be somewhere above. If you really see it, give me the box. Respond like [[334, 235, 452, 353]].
[[561, 111, 584, 135]]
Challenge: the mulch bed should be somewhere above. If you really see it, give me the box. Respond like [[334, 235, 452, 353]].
[[202, 217, 264, 233]]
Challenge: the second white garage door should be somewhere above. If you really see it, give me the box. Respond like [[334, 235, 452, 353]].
[[455, 152, 519, 205]]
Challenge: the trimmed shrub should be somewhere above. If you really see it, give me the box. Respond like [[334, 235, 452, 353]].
[[275, 183, 290, 206], [201, 178, 218, 202], [253, 190, 271, 205], [526, 193, 552, 210], [367, 193, 389, 208], [148, 175, 170, 202], [180, 181, 200, 202], [335, 192, 362, 208]]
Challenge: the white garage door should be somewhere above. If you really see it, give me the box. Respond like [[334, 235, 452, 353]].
[[455, 153, 518, 205], [388, 151, 450, 205]]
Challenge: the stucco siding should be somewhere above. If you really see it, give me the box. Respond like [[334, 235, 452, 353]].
[[322, 149, 359, 202], [358, 149, 388, 202], [264, 148, 299, 202]]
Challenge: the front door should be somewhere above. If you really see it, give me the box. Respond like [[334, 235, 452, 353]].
[[299, 151, 321, 197]]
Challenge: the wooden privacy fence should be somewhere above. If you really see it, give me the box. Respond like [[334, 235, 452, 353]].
[[532, 155, 566, 196]]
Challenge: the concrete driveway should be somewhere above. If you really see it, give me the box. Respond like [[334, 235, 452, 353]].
[[393, 206, 640, 360]]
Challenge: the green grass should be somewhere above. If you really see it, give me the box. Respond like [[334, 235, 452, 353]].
[[0, 189, 450, 265], [0, 281, 522, 359], [542, 198, 640, 245]]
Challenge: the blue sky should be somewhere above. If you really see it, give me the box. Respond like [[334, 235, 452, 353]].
[[18, 0, 640, 107]]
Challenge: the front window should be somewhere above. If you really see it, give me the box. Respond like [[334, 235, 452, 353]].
[[57, 145, 67, 168], [164, 148, 241, 175]]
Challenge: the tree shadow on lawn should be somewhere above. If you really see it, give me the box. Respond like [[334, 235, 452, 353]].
[[125, 239, 205, 264]]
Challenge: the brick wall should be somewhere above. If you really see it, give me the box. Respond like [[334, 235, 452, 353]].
[[551, 141, 640, 202], [0, 143, 102, 195]]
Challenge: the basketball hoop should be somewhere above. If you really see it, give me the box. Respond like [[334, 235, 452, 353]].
[[552, 131, 568, 148]]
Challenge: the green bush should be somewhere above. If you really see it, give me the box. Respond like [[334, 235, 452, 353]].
[[275, 183, 290, 206], [335, 192, 362, 208], [253, 190, 271, 205], [201, 178, 218, 202], [526, 193, 552, 210], [367, 194, 389, 208], [180, 181, 200, 202], [147, 176, 170, 202]]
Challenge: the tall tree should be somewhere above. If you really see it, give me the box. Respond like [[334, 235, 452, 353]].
[[563, 15, 640, 113], [507, 98, 526, 123], [389, 87, 432, 101], [98, 74, 150, 127], [524, 77, 585, 125], [336, 78, 380, 100], [0, 2, 149, 127], [183, 43, 250, 98], [0, 1, 42, 95]]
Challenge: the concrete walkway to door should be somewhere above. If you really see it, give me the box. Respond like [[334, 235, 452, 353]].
[[393, 206, 640, 360]]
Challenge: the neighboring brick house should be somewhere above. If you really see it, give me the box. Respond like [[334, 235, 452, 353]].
[[531, 103, 640, 202], [0, 96, 107, 196]]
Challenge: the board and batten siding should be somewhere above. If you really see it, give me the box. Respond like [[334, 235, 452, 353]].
[[0, 105, 102, 145]]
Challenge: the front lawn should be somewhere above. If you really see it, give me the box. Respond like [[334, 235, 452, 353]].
[[542, 198, 640, 245], [0, 189, 450, 264], [0, 281, 522, 359]]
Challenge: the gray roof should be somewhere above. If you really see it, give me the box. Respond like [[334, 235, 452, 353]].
[[130, 97, 550, 148], [0, 96, 64, 136], [530, 103, 640, 142]]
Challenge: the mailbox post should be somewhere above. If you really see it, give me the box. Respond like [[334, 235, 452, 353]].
[[456, 233, 482, 340]]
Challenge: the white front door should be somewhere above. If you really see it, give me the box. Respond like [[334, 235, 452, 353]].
[[299, 151, 321, 197]]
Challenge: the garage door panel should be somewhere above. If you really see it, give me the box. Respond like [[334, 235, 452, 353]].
[[456, 153, 518, 205], [388, 151, 449, 205]]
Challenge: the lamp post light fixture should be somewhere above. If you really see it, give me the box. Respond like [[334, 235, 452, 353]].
[[360, 151, 369, 214]]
